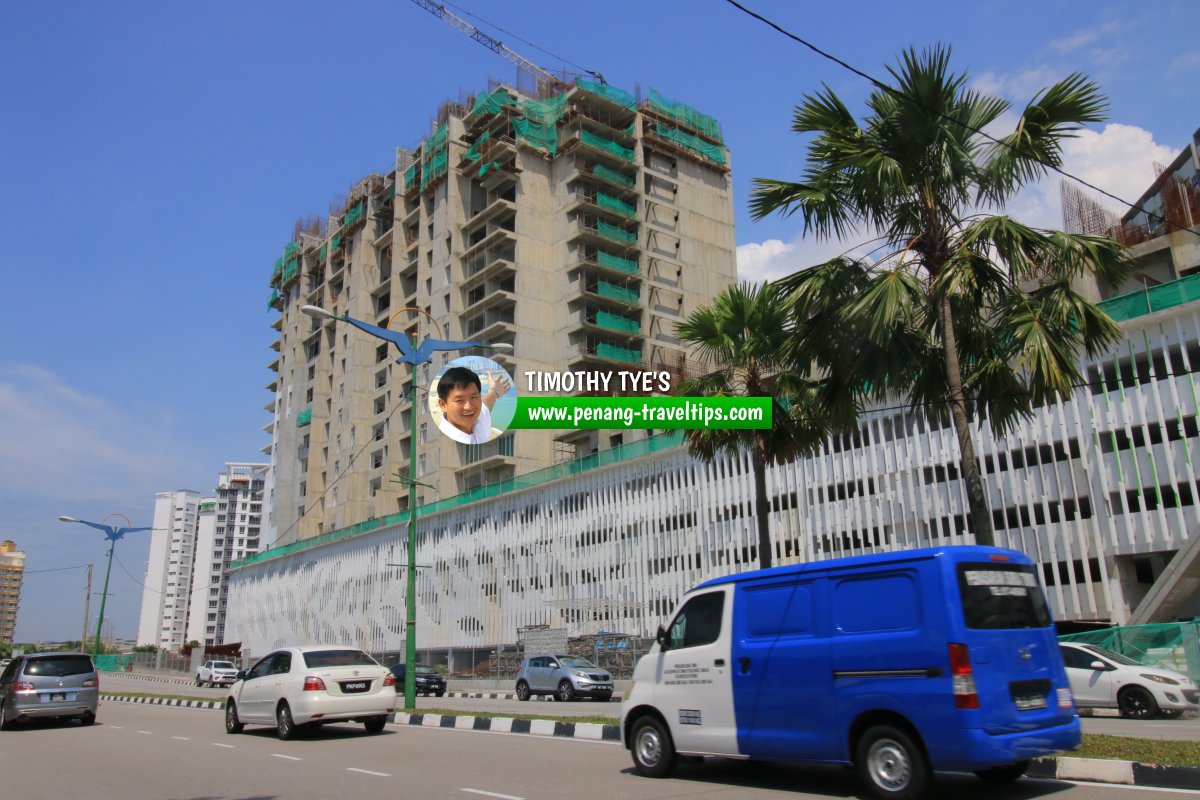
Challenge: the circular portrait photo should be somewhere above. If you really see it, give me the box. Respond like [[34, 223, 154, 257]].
[[428, 356, 517, 444]]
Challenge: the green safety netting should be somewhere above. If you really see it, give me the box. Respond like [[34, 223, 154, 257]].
[[512, 93, 569, 156], [1098, 273, 1200, 323], [471, 88, 517, 118], [597, 280, 638, 303], [331, 232, 343, 252], [463, 131, 491, 164], [1060, 622, 1200, 678], [596, 342, 642, 363], [284, 242, 300, 258], [93, 655, 133, 672], [592, 163, 635, 187], [598, 220, 637, 245], [479, 161, 502, 178], [421, 148, 448, 191], [281, 260, 299, 285], [521, 94, 567, 124], [296, 408, 312, 427], [388, 182, 396, 199], [574, 77, 636, 109], [317, 243, 327, 263], [597, 250, 638, 275], [341, 199, 365, 229], [267, 289, 281, 310], [270, 258, 283, 287], [597, 191, 636, 218], [403, 162, 420, 191], [425, 124, 448, 153], [647, 88, 723, 142], [653, 122, 727, 166], [596, 310, 639, 333], [581, 129, 635, 161], [231, 430, 686, 571]]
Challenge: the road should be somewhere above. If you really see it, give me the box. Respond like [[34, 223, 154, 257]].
[[0, 700, 1195, 800]]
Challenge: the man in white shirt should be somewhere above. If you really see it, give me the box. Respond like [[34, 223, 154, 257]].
[[435, 366, 511, 444]]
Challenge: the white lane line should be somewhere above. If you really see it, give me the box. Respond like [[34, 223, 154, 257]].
[[272, 754, 302, 761], [110, 726, 124, 730], [461, 790, 525, 800], [347, 768, 391, 777], [172, 736, 190, 741], [212, 742, 236, 748], [137, 730, 153, 734]]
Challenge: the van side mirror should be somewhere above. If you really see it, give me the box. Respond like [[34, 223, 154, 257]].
[[656, 625, 669, 650]]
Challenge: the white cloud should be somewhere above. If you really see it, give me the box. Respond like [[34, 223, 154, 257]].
[[972, 67, 1064, 102], [1049, 21, 1122, 54], [736, 235, 885, 284]]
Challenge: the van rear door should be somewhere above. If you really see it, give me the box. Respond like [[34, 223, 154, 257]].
[[954, 562, 1076, 734]]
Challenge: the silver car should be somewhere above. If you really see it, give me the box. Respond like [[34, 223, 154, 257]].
[[0, 652, 99, 728], [515, 653, 613, 702]]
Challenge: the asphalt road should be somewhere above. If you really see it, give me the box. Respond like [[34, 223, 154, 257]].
[[1, 701, 1196, 800]]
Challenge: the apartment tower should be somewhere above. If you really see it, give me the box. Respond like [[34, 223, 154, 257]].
[[0, 541, 25, 644]]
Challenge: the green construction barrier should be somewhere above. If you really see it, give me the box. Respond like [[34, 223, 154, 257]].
[[575, 77, 636, 109], [331, 233, 343, 253], [463, 131, 491, 163], [281, 260, 299, 286], [1060, 621, 1200, 680], [471, 88, 516, 118], [647, 88, 723, 142], [593, 163, 635, 187], [597, 280, 638, 303], [598, 221, 637, 245], [317, 243, 327, 263], [341, 199, 365, 229], [597, 191, 636, 218], [425, 124, 447, 154], [653, 122, 727, 166], [1098, 273, 1200, 323], [403, 163, 420, 191], [296, 408, 312, 427], [270, 258, 282, 287], [267, 289, 281, 311], [596, 342, 642, 363], [581, 129, 634, 162], [479, 161, 502, 178], [421, 148, 448, 191], [596, 310, 639, 333], [597, 250, 638, 275]]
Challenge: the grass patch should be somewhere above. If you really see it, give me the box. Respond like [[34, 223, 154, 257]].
[[1074, 734, 1200, 766], [402, 707, 619, 726]]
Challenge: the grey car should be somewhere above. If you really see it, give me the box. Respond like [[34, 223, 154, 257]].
[[515, 653, 613, 702], [0, 652, 99, 728]]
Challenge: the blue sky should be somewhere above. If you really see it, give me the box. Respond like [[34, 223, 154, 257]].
[[2, 0, 1195, 643]]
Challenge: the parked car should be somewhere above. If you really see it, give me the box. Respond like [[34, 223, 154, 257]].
[[196, 660, 240, 687], [224, 646, 395, 739], [1059, 641, 1199, 719], [622, 546, 1080, 799], [389, 663, 446, 697], [0, 652, 99, 729], [515, 653, 613, 702]]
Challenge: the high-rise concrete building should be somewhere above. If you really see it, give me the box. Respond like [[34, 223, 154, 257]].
[[187, 463, 267, 646], [0, 541, 25, 644], [137, 490, 200, 650], [264, 79, 737, 544]]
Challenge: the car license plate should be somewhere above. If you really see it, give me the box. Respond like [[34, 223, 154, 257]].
[[44, 693, 74, 703], [342, 681, 368, 693], [1014, 694, 1047, 710]]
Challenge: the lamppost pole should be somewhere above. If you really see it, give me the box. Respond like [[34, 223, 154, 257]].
[[301, 303, 510, 709], [59, 514, 154, 657], [81, 563, 93, 652]]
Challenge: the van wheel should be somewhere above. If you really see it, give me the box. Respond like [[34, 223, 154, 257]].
[[1119, 686, 1158, 719], [974, 760, 1029, 783], [516, 680, 531, 701], [856, 724, 930, 800], [630, 715, 676, 778], [556, 679, 576, 702]]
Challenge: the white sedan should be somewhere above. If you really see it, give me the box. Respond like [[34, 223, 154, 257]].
[[1059, 641, 1199, 719], [224, 646, 396, 739]]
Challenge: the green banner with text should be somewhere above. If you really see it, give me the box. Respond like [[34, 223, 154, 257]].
[[509, 397, 771, 430]]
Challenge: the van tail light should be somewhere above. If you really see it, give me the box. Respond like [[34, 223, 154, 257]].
[[302, 676, 327, 691], [83, 678, 98, 688], [13, 681, 34, 692], [383, 672, 396, 687], [948, 643, 979, 709]]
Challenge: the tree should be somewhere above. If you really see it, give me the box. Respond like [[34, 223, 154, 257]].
[[676, 281, 836, 569], [750, 46, 1133, 546]]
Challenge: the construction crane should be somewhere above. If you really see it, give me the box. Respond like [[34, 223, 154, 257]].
[[408, 1, 603, 90]]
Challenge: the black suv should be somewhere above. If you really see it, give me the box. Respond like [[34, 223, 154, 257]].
[[389, 663, 447, 697]]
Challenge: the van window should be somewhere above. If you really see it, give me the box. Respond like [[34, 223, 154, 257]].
[[957, 563, 1050, 629], [835, 573, 920, 632], [667, 591, 724, 649], [24, 655, 94, 677], [743, 582, 813, 637]]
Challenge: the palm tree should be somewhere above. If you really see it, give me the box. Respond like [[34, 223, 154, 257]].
[[750, 45, 1133, 546], [676, 281, 836, 569]]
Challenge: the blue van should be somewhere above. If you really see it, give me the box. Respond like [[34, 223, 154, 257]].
[[621, 546, 1080, 799]]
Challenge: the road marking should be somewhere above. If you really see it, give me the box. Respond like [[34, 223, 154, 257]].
[[461, 790, 525, 800], [172, 736, 190, 740], [212, 742, 236, 748], [110, 726, 124, 730], [137, 730, 153, 734], [347, 768, 391, 777], [272, 754, 302, 761]]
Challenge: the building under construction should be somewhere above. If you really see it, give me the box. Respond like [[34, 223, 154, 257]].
[[263, 77, 737, 545]]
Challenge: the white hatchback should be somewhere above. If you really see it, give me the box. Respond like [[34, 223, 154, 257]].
[[225, 646, 395, 739], [1059, 642, 1199, 719]]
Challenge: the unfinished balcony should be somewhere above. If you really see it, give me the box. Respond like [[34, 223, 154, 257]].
[[568, 216, 640, 255], [570, 306, 643, 339], [461, 217, 517, 262], [463, 275, 516, 314], [571, 275, 642, 310], [567, 187, 639, 224], [463, 189, 516, 235], [461, 243, 517, 290], [568, 338, 644, 369], [463, 307, 517, 341], [568, 246, 640, 281]]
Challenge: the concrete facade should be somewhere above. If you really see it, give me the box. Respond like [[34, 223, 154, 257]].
[[0, 541, 25, 645], [264, 80, 737, 546], [136, 490, 200, 650]]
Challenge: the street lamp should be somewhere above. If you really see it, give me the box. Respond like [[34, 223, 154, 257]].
[[58, 514, 154, 657], [301, 303, 512, 708]]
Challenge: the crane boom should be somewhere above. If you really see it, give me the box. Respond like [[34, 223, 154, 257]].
[[408, 0, 565, 88]]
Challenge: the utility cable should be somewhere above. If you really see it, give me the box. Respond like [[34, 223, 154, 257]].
[[721, 0, 1200, 242]]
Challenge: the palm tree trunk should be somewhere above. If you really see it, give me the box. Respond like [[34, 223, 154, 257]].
[[753, 449, 774, 569], [938, 295, 996, 546]]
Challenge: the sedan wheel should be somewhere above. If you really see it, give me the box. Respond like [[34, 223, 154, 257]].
[[364, 715, 387, 734], [516, 681, 531, 701], [1119, 686, 1159, 719], [557, 679, 576, 702], [276, 703, 297, 740], [225, 701, 244, 734]]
